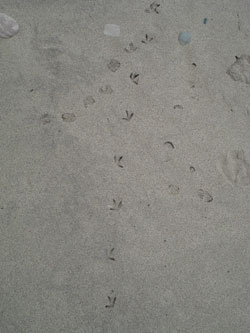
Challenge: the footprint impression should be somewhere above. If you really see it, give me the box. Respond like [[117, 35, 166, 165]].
[[217, 150, 250, 186]]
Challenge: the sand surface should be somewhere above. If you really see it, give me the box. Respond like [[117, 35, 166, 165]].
[[1, 0, 250, 332]]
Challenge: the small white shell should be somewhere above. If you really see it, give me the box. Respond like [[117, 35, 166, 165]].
[[0, 13, 19, 38], [104, 24, 120, 37]]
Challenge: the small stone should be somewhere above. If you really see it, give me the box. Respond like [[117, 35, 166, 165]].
[[104, 24, 120, 37], [107, 59, 120, 72], [178, 32, 191, 46], [0, 13, 19, 38], [61, 113, 76, 122]]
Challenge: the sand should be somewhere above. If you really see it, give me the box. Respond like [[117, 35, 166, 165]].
[[1, 0, 250, 332]]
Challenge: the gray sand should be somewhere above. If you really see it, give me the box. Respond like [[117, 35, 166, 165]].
[[1, 1, 250, 332]]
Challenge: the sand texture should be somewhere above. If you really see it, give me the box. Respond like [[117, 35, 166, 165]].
[[1, 0, 250, 332]]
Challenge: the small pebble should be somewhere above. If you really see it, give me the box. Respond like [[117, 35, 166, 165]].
[[0, 13, 19, 38], [178, 32, 191, 46], [104, 24, 120, 37]]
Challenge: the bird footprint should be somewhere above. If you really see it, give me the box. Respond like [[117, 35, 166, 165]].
[[105, 295, 117, 308], [141, 34, 153, 44], [114, 155, 124, 168], [122, 110, 134, 121], [124, 42, 137, 53], [130, 73, 139, 85], [145, 2, 160, 14], [109, 199, 122, 211], [107, 248, 115, 261]]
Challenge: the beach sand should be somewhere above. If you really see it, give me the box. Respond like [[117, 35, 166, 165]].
[[1, 0, 250, 332]]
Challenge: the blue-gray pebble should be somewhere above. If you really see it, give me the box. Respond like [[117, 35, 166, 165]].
[[178, 32, 191, 45]]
